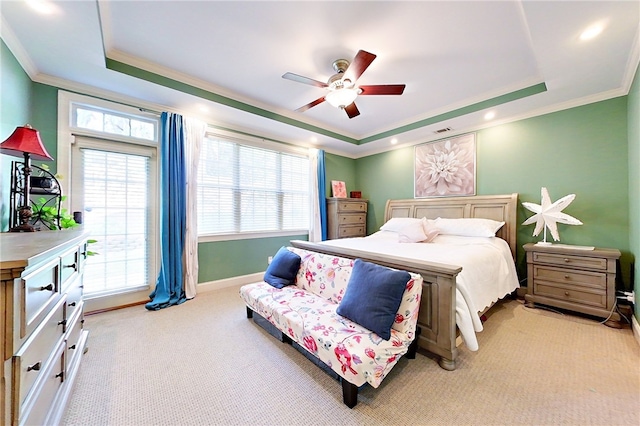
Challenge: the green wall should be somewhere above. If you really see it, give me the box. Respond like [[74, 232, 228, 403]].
[[1, 40, 33, 231], [1, 40, 59, 231], [198, 234, 307, 282], [356, 98, 631, 285], [628, 63, 640, 321]]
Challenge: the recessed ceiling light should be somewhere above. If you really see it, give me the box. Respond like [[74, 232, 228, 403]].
[[580, 24, 603, 41], [310, 136, 318, 143], [484, 111, 496, 120], [198, 105, 209, 113], [26, 0, 59, 15], [390, 138, 398, 145]]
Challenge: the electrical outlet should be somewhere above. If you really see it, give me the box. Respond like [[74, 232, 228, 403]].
[[268, 256, 273, 265]]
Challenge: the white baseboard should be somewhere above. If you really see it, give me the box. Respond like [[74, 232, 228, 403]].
[[633, 314, 640, 349], [197, 272, 264, 293]]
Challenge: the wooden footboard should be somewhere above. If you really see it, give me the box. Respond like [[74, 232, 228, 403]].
[[290, 240, 462, 370]]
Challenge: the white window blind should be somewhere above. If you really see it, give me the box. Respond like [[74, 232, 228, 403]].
[[81, 148, 151, 296], [197, 136, 309, 236]]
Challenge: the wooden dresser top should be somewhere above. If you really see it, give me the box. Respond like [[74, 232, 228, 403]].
[[0, 229, 90, 270]]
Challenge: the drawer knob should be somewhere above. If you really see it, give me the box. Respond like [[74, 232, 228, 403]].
[[27, 361, 41, 372], [55, 371, 64, 380], [564, 258, 570, 263], [68, 301, 77, 307], [69, 344, 76, 350], [565, 291, 570, 296], [58, 319, 67, 326], [64, 263, 77, 269], [564, 275, 570, 280], [39, 284, 54, 291]]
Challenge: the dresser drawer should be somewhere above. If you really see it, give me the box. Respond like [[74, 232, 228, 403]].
[[12, 297, 65, 410], [65, 306, 84, 371], [533, 281, 607, 309], [532, 252, 608, 271], [337, 213, 366, 225], [21, 259, 61, 340], [532, 265, 606, 289], [64, 276, 84, 323], [19, 341, 65, 426], [336, 201, 367, 213], [338, 225, 366, 238], [60, 247, 80, 292]]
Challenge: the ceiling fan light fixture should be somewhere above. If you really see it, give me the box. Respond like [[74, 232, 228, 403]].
[[325, 87, 359, 109]]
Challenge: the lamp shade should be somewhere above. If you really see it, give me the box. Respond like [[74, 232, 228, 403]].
[[325, 88, 359, 109], [0, 125, 53, 161]]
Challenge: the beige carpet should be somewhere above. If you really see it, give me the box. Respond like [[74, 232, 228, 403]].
[[62, 286, 640, 426]]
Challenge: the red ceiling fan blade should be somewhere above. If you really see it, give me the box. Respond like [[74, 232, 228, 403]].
[[359, 84, 406, 95], [282, 72, 328, 88], [295, 97, 326, 112], [344, 102, 360, 119], [343, 50, 376, 83]]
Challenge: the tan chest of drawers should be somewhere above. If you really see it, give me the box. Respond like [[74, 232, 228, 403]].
[[327, 198, 368, 239], [524, 243, 621, 327], [1, 230, 90, 425]]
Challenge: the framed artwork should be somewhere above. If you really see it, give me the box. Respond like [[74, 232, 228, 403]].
[[414, 133, 476, 198], [331, 180, 347, 198]]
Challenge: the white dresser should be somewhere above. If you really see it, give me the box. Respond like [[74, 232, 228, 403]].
[[1, 229, 89, 425]]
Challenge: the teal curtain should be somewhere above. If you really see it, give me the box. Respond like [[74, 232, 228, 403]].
[[146, 112, 187, 310], [318, 150, 327, 241]]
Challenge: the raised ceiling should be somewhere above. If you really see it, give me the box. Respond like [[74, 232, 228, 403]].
[[1, 1, 638, 157]]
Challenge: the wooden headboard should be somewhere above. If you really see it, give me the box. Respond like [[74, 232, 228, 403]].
[[384, 193, 518, 259]]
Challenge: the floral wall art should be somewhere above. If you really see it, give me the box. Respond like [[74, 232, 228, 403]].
[[414, 133, 476, 197]]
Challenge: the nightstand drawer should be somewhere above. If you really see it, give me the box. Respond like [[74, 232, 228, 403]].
[[534, 282, 607, 309], [532, 265, 606, 289], [338, 225, 366, 238], [337, 213, 366, 225], [336, 201, 367, 213], [532, 252, 608, 271]]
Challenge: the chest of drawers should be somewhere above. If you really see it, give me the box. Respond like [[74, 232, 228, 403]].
[[327, 198, 368, 239], [523, 243, 621, 327], [1, 229, 90, 425]]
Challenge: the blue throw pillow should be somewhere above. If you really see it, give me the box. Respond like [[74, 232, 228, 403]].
[[336, 259, 410, 340], [263, 247, 301, 289]]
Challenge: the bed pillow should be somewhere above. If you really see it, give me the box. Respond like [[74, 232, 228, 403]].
[[434, 217, 505, 237], [263, 247, 301, 288], [337, 259, 410, 340], [380, 217, 431, 243], [380, 217, 423, 232]]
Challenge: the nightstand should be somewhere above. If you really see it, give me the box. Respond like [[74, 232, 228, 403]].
[[326, 198, 367, 239], [524, 243, 621, 327]]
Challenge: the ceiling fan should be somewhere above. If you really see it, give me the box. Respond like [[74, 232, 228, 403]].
[[282, 50, 406, 119]]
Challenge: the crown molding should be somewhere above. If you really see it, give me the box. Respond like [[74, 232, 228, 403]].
[[1, 16, 39, 78]]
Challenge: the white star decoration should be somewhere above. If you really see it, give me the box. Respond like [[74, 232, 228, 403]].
[[522, 187, 583, 243]]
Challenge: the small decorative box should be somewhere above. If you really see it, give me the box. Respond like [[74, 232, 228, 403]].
[[350, 191, 362, 198]]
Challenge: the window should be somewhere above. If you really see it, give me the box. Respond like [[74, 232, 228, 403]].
[[197, 135, 309, 237], [72, 103, 157, 142], [60, 91, 159, 311], [77, 145, 152, 296]]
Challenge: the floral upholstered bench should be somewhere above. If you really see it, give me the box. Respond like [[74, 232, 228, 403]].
[[239, 246, 423, 408]]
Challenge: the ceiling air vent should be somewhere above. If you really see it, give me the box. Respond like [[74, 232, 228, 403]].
[[434, 127, 452, 134]]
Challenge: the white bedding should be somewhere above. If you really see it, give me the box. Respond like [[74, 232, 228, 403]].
[[319, 231, 520, 351]]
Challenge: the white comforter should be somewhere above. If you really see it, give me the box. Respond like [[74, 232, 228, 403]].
[[319, 232, 520, 351]]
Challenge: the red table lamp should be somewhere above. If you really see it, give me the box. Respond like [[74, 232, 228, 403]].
[[0, 124, 54, 232]]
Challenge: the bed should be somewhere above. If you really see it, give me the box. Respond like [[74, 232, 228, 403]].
[[291, 193, 519, 370]]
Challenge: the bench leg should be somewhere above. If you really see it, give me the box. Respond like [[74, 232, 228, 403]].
[[341, 379, 358, 408], [246, 306, 253, 319], [406, 326, 422, 359]]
